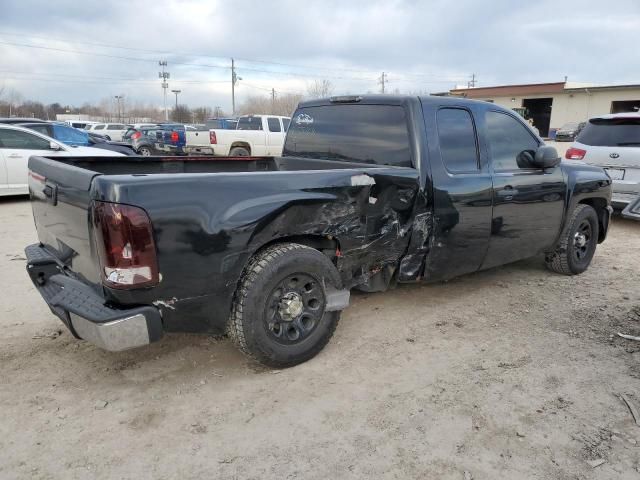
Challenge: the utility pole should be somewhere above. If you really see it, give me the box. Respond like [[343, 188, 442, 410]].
[[271, 88, 276, 113], [378, 72, 387, 94], [171, 90, 181, 122], [159, 60, 170, 121], [231, 58, 242, 115], [114, 95, 123, 122], [468, 73, 477, 88]]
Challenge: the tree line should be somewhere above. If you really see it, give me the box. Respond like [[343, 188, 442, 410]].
[[0, 80, 335, 123]]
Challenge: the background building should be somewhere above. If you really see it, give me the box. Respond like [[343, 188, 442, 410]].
[[450, 81, 640, 137]]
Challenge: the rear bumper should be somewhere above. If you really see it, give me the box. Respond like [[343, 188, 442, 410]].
[[25, 243, 163, 351]]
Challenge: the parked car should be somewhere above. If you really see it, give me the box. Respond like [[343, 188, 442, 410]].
[[209, 115, 290, 156], [66, 120, 100, 130], [19, 122, 91, 146], [0, 124, 123, 196], [86, 123, 131, 141], [622, 195, 640, 220], [566, 113, 640, 209], [130, 126, 164, 156], [24, 95, 612, 367], [555, 122, 586, 141], [20, 122, 135, 156]]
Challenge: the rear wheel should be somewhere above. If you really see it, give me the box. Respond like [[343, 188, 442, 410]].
[[545, 204, 599, 275], [138, 146, 152, 156], [229, 146, 250, 156], [228, 243, 342, 368]]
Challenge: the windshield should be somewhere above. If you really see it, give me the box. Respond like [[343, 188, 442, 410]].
[[283, 104, 412, 167], [577, 117, 640, 146]]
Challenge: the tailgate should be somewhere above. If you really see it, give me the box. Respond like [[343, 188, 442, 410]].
[[28, 156, 102, 287]]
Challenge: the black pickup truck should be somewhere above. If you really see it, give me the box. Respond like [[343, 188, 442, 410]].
[[25, 95, 612, 367]]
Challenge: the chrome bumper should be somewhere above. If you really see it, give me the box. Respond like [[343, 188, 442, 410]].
[[25, 243, 163, 352]]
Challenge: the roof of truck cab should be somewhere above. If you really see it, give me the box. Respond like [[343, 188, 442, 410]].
[[297, 94, 495, 109]]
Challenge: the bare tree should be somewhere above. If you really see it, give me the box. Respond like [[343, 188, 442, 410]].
[[171, 104, 191, 123], [238, 93, 303, 117], [306, 80, 333, 99], [192, 106, 213, 123]]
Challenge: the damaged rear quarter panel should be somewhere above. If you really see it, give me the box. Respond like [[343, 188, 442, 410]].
[[97, 167, 423, 333]]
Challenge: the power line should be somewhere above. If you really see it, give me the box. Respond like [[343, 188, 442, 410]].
[[0, 34, 468, 82]]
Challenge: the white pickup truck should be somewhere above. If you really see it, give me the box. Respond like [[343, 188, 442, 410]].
[[209, 115, 290, 156]]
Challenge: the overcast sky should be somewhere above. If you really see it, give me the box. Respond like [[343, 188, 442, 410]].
[[1, 0, 638, 112]]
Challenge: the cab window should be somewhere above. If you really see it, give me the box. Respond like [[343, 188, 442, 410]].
[[485, 111, 539, 171], [0, 129, 54, 150]]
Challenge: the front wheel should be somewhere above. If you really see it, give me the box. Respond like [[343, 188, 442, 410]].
[[228, 243, 342, 368], [545, 204, 599, 275]]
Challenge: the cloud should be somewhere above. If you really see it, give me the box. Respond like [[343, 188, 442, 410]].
[[1, 0, 638, 110]]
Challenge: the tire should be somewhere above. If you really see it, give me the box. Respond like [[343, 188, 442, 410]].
[[105, 135, 111, 141], [545, 204, 599, 275], [229, 146, 250, 157], [138, 146, 152, 156], [228, 243, 342, 368]]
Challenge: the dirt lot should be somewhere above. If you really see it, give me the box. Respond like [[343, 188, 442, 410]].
[[1, 197, 639, 480]]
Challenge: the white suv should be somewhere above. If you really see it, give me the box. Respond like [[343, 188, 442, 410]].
[[0, 124, 122, 196], [566, 113, 640, 209], [87, 123, 130, 141]]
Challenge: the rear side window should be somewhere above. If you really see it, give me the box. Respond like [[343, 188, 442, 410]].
[[283, 105, 412, 167], [94, 125, 105, 130], [107, 124, 124, 130], [0, 129, 52, 150], [577, 117, 640, 146], [437, 108, 479, 173], [267, 118, 281, 132], [485, 111, 539, 171], [237, 117, 263, 131], [282, 118, 290, 131]]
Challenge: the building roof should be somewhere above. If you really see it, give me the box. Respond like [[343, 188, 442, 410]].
[[450, 81, 640, 98], [451, 82, 566, 98]]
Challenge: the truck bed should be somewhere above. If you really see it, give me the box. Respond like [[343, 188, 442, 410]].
[[46, 155, 388, 176]]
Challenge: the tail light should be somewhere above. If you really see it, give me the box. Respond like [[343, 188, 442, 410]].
[[93, 201, 159, 289], [131, 132, 142, 140], [565, 147, 586, 160], [170, 131, 179, 144], [210, 130, 217, 144]]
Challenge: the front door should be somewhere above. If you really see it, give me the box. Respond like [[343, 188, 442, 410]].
[[480, 110, 566, 270], [422, 103, 494, 281]]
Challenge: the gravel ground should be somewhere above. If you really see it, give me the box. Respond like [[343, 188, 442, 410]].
[[1, 196, 639, 480]]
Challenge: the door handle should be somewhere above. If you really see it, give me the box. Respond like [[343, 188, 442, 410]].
[[497, 185, 517, 200], [8, 154, 21, 158]]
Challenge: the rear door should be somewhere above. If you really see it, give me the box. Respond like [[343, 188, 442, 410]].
[[266, 117, 285, 155], [481, 110, 565, 269], [421, 103, 494, 280]]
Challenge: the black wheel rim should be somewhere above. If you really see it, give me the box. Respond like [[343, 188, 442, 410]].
[[573, 220, 592, 262], [264, 273, 325, 345]]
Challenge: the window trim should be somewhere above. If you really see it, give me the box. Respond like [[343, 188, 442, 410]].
[[485, 109, 541, 173], [436, 106, 481, 175]]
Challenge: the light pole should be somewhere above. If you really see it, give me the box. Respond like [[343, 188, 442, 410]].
[[171, 89, 181, 122], [114, 95, 123, 122]]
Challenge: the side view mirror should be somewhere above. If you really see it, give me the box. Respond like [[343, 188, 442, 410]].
[[49, 141, 61, 151], [517, 146, 560, 169], [534, 145, 561, 168]]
